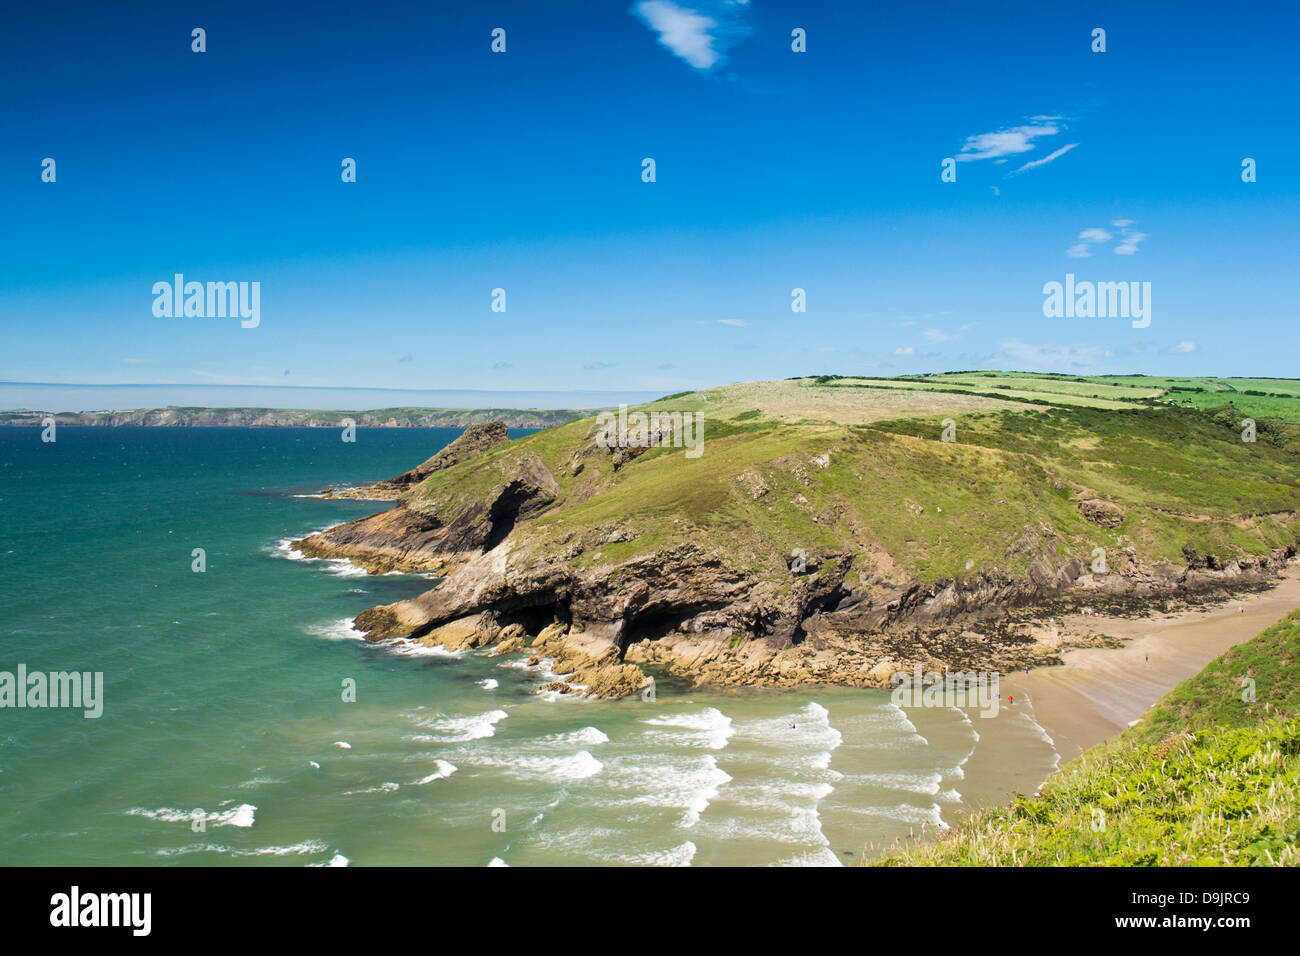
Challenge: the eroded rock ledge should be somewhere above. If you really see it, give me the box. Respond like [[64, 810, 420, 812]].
[[350, 530, 1296, 698]]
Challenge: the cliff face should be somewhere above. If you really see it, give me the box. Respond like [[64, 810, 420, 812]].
[[292, 380, 1300, 698]]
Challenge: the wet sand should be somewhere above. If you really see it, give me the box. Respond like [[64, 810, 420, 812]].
[[1002, 564, 1300, 770]]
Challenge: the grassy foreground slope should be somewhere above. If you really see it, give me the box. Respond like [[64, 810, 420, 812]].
[[874, 610, 1300, 867]]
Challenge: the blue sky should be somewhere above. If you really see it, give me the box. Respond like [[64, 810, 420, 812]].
[[2, 0, 1297, 400]]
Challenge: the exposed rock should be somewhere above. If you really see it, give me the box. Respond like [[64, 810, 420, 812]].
[[296, 450, 559, 574], [1078, 498, 1126, 528]]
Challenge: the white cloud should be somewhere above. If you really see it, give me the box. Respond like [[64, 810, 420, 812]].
[[1000, 340, 1110, 370], [1008, 142, 1079, 175], [922, 328, 954, 343], [1168, 340, 1197, 354], [1065, 218, 1147, 256], [1115, 231, 1147, 255], [893, 346, 916, 356], [633, 1, 732, 70], [956, 120, 1062, 162], [717, 318, 746, 326]]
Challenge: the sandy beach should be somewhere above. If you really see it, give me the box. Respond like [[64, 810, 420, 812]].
[[1002, 564, 1300, 768]]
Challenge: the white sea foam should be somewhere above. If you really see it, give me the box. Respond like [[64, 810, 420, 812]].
[[538, 726, 609, 747], [488, 857, 509, 867], [128, 803, 256, 828], [342, 781, 400, 795], [772, 846, 843, 867], [235, 840, 329, 857], [308, 853, 349, 867], [858, 801, 949, 830], [414, 760, 458, 785], [611, 754, 732, 828], [333, 741, 352, 749], [642, 706, 734, 750], [625, 841, 697, 867], [308, 619, 366, 642], [272, 526, 371, 577], [413, 709, 509, 742], [478, 678, 499, 691], [481, 750, 604, 782], [856, 770, 942, 796], [154, 843, 230, 857], [1016, 710, 1063, 772]]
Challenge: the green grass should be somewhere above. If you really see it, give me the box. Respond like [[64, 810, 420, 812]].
[[395, 377, 1300, 591], [873, 610, 1300, 866], [810, 372, 1300, 425]]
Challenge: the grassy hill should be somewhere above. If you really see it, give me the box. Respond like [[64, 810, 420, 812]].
[[873, 609, 1300, 866], [806, 372, 1300, 444], [301, 372, 1300, 697], [403, 376, 1300, 584]]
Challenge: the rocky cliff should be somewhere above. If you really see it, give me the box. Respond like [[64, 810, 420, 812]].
[[293, 379, 1300, 698]]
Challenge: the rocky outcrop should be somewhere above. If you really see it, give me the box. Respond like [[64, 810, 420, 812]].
[[286, 381, 1300, 698], [323, 421, 510, 499], [347, 533, 1296, 696], [1078, 498, 1125, 528], [294, 447, 560, 573]]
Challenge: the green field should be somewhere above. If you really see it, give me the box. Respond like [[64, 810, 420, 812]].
[[397, 376, 1300, 589], [805, 372, 1300, 423]]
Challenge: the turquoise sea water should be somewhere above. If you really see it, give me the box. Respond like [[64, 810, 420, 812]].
[[0, 427, 1062, 866]]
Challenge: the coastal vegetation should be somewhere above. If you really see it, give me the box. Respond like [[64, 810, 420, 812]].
[[873, 609, 1300, 866], [294, 373, 1300, 698]]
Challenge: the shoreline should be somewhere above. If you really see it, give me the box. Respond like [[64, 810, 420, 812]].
[[1002, 563, 1300, 769]]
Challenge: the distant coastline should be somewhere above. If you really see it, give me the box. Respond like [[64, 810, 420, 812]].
[[0, 407, 592, 429]]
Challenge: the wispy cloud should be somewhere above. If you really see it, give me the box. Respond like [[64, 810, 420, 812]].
[[892, 346, 916, 356], [583, 361, 617, 370], [632, 1, 751, 71], [1000, 339, 1111, 370], [1067, 219, 1147, 257], [1009, 142, 1078, 176], [1114, 229, 1147, 255], [1168, 340, 1196, 354], [717, 318, 747, 327], [956, 118, 1063, 162]]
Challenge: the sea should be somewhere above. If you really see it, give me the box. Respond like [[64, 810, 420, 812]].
[[0, 426, 1063, 866]]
